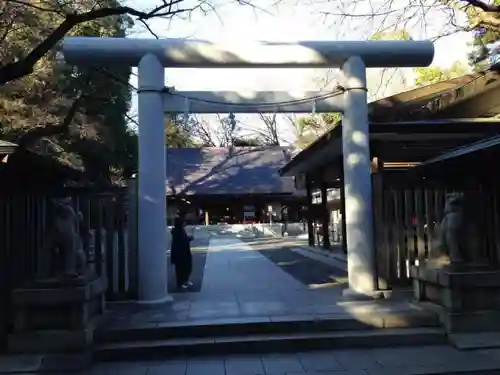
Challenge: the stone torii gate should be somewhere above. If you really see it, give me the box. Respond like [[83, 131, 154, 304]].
[[61, 37, 434, 304]]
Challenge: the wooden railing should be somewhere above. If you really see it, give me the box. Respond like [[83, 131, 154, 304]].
[[67, 188, 137, 302], [373, 178, 500, 290], [0, 186, 137, 350]]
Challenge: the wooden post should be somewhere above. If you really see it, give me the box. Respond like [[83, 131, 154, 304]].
[[340, 166, 347, 254], [117, 194, 126, 299], [127, 178, 139, 299], [94, 198, 104, 277], [306, 175, 315, 247], [0, 195, 7, 349], [320, 182, 331, 249], [104, 196, 115, 300], [414, 188, 426, 260], [371, 157, 385, 290]]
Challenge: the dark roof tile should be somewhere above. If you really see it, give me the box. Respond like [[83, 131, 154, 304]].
[[166, 147, 304, 196]]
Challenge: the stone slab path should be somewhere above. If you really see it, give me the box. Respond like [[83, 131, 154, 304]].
[[3, 346, 500, 374], [103, 234, 430, 330], [73, 346, 500, 374]]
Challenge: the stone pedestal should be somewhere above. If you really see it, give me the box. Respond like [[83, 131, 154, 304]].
[[8, 276, 107, 353], [411, 261, 500, 333]]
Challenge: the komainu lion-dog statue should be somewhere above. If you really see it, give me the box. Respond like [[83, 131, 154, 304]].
[[431, 192, 483, 267], [45, 197, 88, 280]]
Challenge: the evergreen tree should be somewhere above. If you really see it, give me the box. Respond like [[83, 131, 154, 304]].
[[165, 115, 197, 148], [414, 61, 469, 87], [293, 113, 341, 148], [0, 0, 137, 184], [469, 26, 500, 71], [467, 0, 500, 71]]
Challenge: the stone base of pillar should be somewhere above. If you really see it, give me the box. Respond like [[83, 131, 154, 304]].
[[411, 261, 500, 333], [137, 295, 174, 305], [342, 287, 392, 301], [8, 275, 106, 355]]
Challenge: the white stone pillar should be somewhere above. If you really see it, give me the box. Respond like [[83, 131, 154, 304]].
[[341, 56, 378, 298], [137, 54, 170, 303]]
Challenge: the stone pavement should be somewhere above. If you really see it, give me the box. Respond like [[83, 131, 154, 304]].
[[2, 346, 500, 374], [103, 235, 430, 329], [90, 346, 500, 374], [242, 236, 348, 287], [3, 234, 500, 374]]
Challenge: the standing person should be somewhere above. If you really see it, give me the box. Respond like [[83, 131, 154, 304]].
[[170, 216, 194, 290]]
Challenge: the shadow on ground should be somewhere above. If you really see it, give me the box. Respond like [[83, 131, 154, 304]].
[[241, 237, 348, 288]]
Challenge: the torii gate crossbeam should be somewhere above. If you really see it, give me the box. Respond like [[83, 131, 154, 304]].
[[162, 91, 346, 113], [61, 37, 434, 304]]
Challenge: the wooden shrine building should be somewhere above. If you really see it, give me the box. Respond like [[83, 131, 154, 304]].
[[280, 69, 500, 290], [166, 146, 307, 225]]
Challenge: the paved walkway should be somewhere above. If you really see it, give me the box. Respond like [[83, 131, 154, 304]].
[[202, 236, 308, 294], [104, 233, 432, 330], [3, 346, 500, 374], [5, 234, 500, 374], [197, 235, 345, 318], [88, 346, 500, 374]]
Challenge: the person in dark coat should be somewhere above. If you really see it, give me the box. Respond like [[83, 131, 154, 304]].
[[170, 216, 193, 290]]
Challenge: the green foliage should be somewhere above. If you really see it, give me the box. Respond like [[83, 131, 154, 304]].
[[414, 61, 469, 87], [468, 18, 500, 70], [0, 0, 136, 184], [294, 112, 341, 148], [370, 29, 412, 41], [466, 0, 500, 70], [165, 115, 197, 148], [233, 137, 263, 146]]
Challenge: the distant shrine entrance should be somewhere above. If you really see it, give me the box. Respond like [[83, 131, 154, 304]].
[[164, 146, 307, 226]]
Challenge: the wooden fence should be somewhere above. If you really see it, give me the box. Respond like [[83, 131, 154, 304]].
[[373, 179, 500, 289], [0, 186, 138, 351]]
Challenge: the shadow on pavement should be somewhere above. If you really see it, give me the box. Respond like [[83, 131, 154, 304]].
[[241, 237, 348, 288]]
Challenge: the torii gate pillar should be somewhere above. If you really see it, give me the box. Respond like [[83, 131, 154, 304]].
[[62, 37, 434, 302], [341, 56, 376, 296], [136, 54, 169, 303]]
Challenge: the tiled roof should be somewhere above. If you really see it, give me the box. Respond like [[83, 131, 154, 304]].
[[281, 70, 500, 176], [166, 146, 304, 196]]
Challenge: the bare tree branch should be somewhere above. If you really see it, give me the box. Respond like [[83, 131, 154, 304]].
[[189, 115, 219, 146], [0, 0, 199, 85], [463, 0, 500, 13], [258, 113, 281, 145]]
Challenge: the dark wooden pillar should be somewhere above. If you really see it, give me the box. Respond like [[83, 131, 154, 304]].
[[340, 166, 347, 254], [306, 175, 315, 247], [371, 157, 385, 290], [321, 182, 331, 249]]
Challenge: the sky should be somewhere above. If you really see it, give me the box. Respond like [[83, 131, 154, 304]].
[[127, 0, 473, 143]]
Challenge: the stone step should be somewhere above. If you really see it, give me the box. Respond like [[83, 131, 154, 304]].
[[449, 332, 500, 350], [94, 327, 447, 361], [96, 310, 441, 343]]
